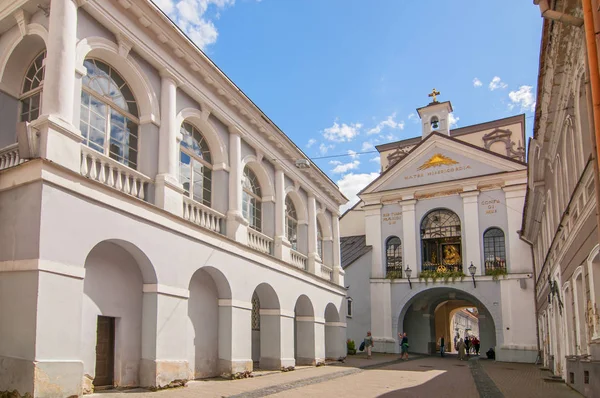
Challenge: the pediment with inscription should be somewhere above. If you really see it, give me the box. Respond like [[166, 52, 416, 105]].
[[361, 134, 526, 194]]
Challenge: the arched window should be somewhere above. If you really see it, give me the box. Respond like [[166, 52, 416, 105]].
[[421, 209, 462, 272], [483, 227, 506, 273], [179, 122, 212, 207], [20, 51, 46, 122], [386, 236, 402, 277], [242, 166, 262, 232], [317, 221, 324, 259], [251, 292, 260, 331], [80, 59, 139, 169], [285, 196, 298, 250]]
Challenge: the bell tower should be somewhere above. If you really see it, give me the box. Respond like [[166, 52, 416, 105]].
[[417, 88, 453, 139]]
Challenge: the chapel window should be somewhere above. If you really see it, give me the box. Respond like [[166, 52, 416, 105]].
[[385, 236, 403, 278], [80, 59, 139, 169], [242, 166, 262, 232], [251, 292, 260, 331], [421, 209, 462, 272], [285, 196, 298, 251], [20, 51, 46, 122], [317, 222, 324, 259], [483, 227, 506, 273], [179, 122, 212, 207]]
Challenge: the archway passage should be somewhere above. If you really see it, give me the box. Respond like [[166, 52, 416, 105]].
[[398, 288, 496, 358], [294, 295, 316, 365]]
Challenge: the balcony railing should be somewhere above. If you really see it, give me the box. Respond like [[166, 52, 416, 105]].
[[290, 249, 307, 270], [80, 146, 152, 201], [0, 143, 26, 171], [386, 265, 403, 279], [247, 228, 273, 255], [183, 196, 225, 234], [321, 263, 333, 281], [422, 262, 462, 273], [485, 259, 506, 274]]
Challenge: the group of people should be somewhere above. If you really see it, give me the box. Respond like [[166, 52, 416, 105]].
[[453, 335, 480, 361], [361, 331, 409, 360]]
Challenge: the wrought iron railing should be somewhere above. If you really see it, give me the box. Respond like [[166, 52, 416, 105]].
[[386, 265, 403, 278], [421, 262, 462, 272]]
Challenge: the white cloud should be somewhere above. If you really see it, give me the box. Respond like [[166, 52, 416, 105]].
[[337, 172, 380, 213], [155, 0, 237, 49], [489, 76, 508, 91], [370, 156, 380, 163], [319, 143, 334, 155], [348, 150, 359, 159], [473, 78, 482, 88], [331, 160, 360, 174], [449, 113, 459, 128], [323, 121, 362, 142], [367, 113, 405, 135], [508, 85, 536, 112], [306, 138, 317, 148], [361, 142, 375, 151], [408, 112, 419, 124]]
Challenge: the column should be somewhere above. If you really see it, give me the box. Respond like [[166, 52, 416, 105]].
[[461, 190, 482, 275], [140, 287, 189, 388], [332, 214, 343, 285], [32, 0, 82, 172], [401, 199, 417, 273], [226, 127, 248, 244], [307, 195, 321, 275], [364, 204, 383, 278], [503, 186, 531, 273], [274, 167, 291, 261], [217, 300, 253, 374], [155, 71, 184, 215]]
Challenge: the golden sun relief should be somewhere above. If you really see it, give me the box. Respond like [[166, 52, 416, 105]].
[[417, 153, 459, 171]]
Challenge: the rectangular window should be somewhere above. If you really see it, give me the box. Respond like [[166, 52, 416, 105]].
[[347, 299, 353, 318]]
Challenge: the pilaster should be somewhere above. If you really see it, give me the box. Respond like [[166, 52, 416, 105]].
[[401, 199, 417, 273], [332, 214, 343, 285], [226, 127, 248, 244], [461, 190, 482, 275], [307, 194, 321, 276], [503, 185, 531, 273], [274, 167, 290, 260], [217, 300, 253, 375]]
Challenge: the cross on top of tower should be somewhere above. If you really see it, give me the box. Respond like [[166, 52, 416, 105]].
[[428, 88, 440, 103]]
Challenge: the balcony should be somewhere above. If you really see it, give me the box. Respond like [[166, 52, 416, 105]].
[[386, 265, 403, 279], [484, 259, 507, 275], [0, 144, 26, 171]]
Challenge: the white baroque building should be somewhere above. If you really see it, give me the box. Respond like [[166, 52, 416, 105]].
[[342, 95, 538, 363], [0, 1, 348, 397]]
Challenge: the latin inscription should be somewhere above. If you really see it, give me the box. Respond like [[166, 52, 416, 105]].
[[481, 199, 500, 214], [382, 212, 401, 225], [404, 165, 472, 180]]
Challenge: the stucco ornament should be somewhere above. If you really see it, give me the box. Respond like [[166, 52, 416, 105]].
[[417, 153, 459, 171]]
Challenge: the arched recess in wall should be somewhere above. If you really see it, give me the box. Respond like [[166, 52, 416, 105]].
[[316, 210, 333, 239], [554, 156, 565, 217], [0, 24, 48, 97], [586, 245, 600, 340], [284, 187, 307, 224], [562, 117, 578, 194], [241, 155, 275, 201], [75, 37, 159, 125], [574, 64, 588, 173], [176, 108, 228, 170]]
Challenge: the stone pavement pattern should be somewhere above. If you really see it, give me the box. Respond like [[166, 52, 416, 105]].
[[91, 354, 582, 398]]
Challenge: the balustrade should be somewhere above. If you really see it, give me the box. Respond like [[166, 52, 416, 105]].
[[290, 249, 308, 270], [183, 197, 225, 234], [321, 263, 333, 281], [484, 259, 507, 274], [247, 228, 273, 255], [0, 144, 26, 171], [80, 146, 152, 201]]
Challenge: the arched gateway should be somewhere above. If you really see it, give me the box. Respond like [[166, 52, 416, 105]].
[[397, 287, 498, 356]]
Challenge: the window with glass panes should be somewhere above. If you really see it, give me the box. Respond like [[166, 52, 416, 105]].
[[386, 236, 402, 274], [317, 222, 324, 259], [20, 51, 46, 122], [80, 59, 139, 169], [285, 196, 298, 250], [179, 122, 212, 207], [483, 228, 506, 265], [242, 167, 262, 231]]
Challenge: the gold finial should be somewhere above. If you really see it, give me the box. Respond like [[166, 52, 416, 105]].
[[428, 88, 440, 103]]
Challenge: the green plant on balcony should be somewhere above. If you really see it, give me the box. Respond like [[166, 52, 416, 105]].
[[418, 269, 465, 284], [347, 339, 356, 355], [485, 267, 507, 281], [385, 269, 403, 279]]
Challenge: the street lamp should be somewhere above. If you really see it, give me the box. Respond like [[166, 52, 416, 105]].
[[468, 262, 477, 288], [405, 265, 412, 289]]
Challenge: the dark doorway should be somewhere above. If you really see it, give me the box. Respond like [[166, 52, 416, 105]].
[[94, 316, 115, 387]]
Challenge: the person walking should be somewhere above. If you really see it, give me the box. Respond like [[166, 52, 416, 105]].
[[398, 332, 409, 360], [465, 336, 471, 357], [438, 336, 445, 357], [474, 337, 480, 356], [364, 331, 374, 359], [457, 338, 466, 361]]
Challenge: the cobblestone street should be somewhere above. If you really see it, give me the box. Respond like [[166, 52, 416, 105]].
[[90, 354, 581, 398]]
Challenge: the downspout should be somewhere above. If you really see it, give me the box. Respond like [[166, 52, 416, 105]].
[[582, 0, 600, 247], [534, 0, 584, 26]]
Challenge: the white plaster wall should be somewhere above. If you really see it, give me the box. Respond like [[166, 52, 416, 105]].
[[81, 242, 143, 386], [0, 90, 18, 148], [339, 208, 366, 237], [77, 9, 115, 42], [345, 252, 372, 347]]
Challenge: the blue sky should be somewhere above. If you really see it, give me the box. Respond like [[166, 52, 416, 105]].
[[154, 0, 543, 211]]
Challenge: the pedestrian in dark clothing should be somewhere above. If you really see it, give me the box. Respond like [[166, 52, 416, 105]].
[[439, 336, 445, 357], [465, 336, 470, 356]]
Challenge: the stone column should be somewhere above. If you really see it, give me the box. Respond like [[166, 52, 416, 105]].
[[155, 71, 184, 216], [461, 190, 482, 275], [364, 203, 383, 278], [32, 0, 82, 172], [140, 286, 189, 388], [401, 199, 417, 273], [332, 214, 344, 285], [306, 195, 321, 275], [274, 167, 291, 261], [226, 127, 248, 244], [217, 300, 253, 374], [259, 309, 295, 369], [503, 186, 531, 274]]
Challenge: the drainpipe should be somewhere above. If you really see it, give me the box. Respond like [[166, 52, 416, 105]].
[[582, 0, 600, 247], [534, 0, 583, 26]]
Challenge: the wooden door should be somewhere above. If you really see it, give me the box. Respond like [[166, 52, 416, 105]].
[[94, 316, 115, 387]]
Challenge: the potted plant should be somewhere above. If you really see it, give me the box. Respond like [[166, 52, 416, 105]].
[[347, 339, 357, 355]]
